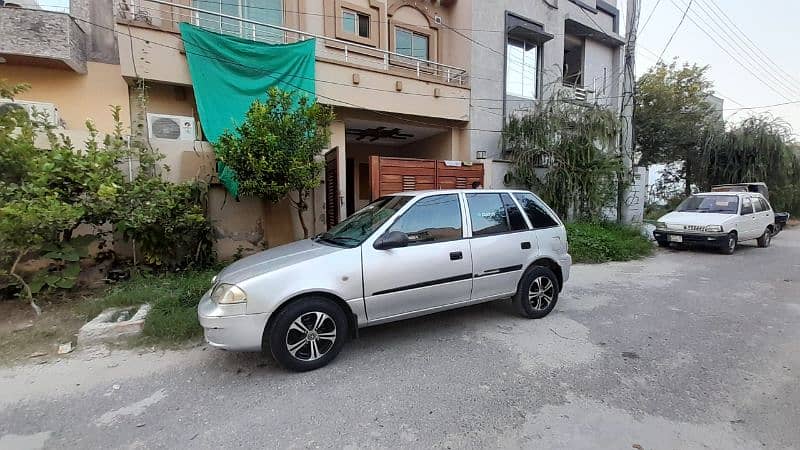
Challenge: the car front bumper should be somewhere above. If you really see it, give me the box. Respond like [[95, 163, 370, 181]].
[[197, 295, 269, 352], [652, 230, 729, 247]]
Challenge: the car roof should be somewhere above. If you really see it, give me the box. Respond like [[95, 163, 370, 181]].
[[694, 191, 763, 198], [392, 189, 531, 197]]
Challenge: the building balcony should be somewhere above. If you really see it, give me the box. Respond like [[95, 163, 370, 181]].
[[117, 0, 469, 87], [0, 6, 87, 73]]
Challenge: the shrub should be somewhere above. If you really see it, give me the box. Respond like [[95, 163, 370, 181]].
[[566, 222, 653, 263]]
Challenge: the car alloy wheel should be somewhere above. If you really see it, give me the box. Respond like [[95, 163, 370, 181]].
[[285, 311, 337, 362], [528, 276, 555, 311]]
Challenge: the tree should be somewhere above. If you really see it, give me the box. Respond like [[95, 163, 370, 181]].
[[215, 88, 335, 238], [700, 115, 800, 214], [635, 62, 719, 196], [504, 92, 621, 220]]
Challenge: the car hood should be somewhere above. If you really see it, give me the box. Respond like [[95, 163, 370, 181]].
[[216, 239, 345, 284], [659, 211, 737, 226]]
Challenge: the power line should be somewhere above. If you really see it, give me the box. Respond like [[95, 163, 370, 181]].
[[687, 0, 800, 99], [639, 0, 662, 33], [667, 0, 796, 102], [656, 0, 693, 63], [700, 0, 800, 90]]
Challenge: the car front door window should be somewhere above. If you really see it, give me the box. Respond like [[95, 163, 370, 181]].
[[387, 194, 462, 245]]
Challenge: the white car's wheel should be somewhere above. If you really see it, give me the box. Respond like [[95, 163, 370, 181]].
[[721, 232, 737, 255]]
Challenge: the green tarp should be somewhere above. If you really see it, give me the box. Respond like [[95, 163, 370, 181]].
[[179, 23, 316, 198]]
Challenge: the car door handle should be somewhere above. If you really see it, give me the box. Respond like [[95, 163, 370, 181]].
[[450, 251, 463, 260], [521, 241, 531, 250]]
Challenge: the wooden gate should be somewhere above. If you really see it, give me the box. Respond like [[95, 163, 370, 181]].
[[369, 156, 484, 200]]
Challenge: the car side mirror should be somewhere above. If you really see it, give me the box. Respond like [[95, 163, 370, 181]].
[[373, 231, 409, 250]]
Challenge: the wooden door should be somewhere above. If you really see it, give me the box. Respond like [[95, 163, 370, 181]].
[[325, 148, 339, 230], [370, 156, 485, 199]]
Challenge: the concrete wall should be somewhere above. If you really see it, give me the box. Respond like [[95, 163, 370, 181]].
[[469, 0, 623, 186], [2, 62, 131, 133], [0, 7, 87, 73]]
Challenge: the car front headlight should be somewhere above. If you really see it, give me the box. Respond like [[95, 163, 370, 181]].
[[705, 225, 723, 232], [211, 283, 247, 304], [655, 221, 667, 230]]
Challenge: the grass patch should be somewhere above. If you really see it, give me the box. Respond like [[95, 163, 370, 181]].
[[81, 269, 217, 343], [566, 221, 653, 263]]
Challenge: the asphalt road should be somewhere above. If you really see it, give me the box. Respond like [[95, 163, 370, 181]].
[[2, 228, 799, 449]]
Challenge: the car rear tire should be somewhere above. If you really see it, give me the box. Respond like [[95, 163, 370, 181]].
[[721, 232, 737, 255], [757, 228, 772, 248], [267, 296, 348, 372], [513, 266, 560, 319]]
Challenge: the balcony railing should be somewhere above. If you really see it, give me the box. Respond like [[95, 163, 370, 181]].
[[117, 0, 469, 86]]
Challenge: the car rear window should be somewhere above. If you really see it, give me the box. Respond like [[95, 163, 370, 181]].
[[513, 193, 559, 228], [467, 193, 512, 236]]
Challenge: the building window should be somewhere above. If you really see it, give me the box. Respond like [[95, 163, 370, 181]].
[[342, 8, 370, 38], [395, 27, 429, 60], [194, 0, 283, 43], [506, 38, 539, 99]]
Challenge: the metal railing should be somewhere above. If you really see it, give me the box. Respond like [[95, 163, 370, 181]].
[[117, 0, 469, 86]]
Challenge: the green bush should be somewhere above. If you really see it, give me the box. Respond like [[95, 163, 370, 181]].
[[83, 269, 216, 343], [566, 222, 653, 263]]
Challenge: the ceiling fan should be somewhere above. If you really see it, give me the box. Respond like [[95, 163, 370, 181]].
[[346, 126, 414, 142]]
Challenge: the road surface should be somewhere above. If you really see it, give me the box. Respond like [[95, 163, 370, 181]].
[[2, 229, 799, 449]]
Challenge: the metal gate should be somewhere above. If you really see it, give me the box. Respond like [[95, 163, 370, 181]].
[[369, 156, 484, 200]]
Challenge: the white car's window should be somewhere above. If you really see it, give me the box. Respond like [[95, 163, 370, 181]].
[[676, 195, 739, 214], [760, 198, 771, 211], [514, 193, 559, 228], [466, 193, 512, 237], [387, 194, 462, 245], [752, 197, 764, 213], [741, 197, 754, 215]]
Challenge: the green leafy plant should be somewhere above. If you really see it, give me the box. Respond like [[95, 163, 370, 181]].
[[566, 222, 653, 263], [215, 87, 335, 238], [503, 90, 621, 220]]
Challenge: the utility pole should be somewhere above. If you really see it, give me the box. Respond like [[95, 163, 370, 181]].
[[618, 0, 639, 224]]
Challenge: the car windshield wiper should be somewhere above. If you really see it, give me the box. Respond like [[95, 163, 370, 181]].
[[316, 233, 360, 247]]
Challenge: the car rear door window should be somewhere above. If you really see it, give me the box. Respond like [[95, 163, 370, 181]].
[[467, 193, 511, 236], [752, 196, 763, 213], [387, 194, 462, 245], [760, 198, 771, 211], [741, 197, 754, 215], [501, 193, 528, 231], [513, 193, 559, 228]]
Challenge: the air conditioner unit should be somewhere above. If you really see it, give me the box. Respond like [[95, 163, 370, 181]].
[[0, 99, 60, 127], [147, 113, 196, 141]]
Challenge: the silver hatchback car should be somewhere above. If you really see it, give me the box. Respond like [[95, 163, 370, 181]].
[[198, 190, 572, 371]]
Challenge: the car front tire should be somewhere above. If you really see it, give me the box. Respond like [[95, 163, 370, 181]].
[[721, 232, 737, 255], [267, 296, 348, 372], [513, 266, 560, 319], [757, 228, 772, 248]]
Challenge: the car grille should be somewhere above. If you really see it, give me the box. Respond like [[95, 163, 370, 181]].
[[667, 224, 705, 232]]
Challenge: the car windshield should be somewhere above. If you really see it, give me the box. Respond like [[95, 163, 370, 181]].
[[315, 196, 412, 247], [675, 195, 739, 214]]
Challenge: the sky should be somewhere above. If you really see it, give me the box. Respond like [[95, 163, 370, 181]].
[[629, 0, 800, 139]]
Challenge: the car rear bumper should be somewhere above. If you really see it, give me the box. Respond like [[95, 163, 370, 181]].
[[197, 295, 269, 352], [653, 230, 729, 247]]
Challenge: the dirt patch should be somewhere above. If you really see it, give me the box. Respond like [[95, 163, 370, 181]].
[[0, 297, 88, 366]]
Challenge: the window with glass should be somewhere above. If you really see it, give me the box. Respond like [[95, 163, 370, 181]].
[[506, 38, 539, 99], [387, 195, 462, 245], [513, 193, 559, 229], [317, 196, 411, 247], [467, 193, 512, 237], [194, 0, 283, 43], [759, 198, 771, 211], [741, 197, 754, 215], [342, 8, 370, 38], [751, 196, 764, 213], [502, 194, 528, 231], [676, 195, 740, 214], [395, 28, 429, 60]]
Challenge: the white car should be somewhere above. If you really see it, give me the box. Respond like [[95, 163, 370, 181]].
[[653, 191, 775, 254]]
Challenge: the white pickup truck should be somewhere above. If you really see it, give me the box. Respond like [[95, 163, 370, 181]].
[[653, 191, 775, 254]]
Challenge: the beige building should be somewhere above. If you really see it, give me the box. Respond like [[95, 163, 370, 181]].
[[1, 0, 476, 257]]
